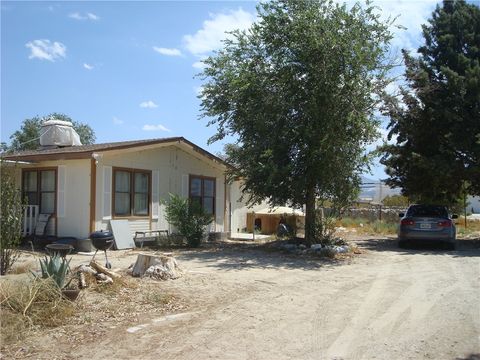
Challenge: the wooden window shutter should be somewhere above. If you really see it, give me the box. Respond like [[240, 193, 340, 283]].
[[57, 165, 66, 218], [102, 166, 112, 219], [181, 174, 189, 198], [152, 170, 160, 219]]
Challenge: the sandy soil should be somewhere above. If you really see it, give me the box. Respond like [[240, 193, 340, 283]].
[[2, 237, 480, 360]]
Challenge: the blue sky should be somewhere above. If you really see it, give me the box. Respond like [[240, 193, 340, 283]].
[[1, 0, 442, 180]]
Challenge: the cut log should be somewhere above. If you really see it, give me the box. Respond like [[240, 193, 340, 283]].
[[89, 260, 121, 279], [131, 253, 181, 279], [95, 273, 113, 284]]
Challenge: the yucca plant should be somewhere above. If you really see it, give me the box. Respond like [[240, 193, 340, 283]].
[[37, 255, 72, 289]]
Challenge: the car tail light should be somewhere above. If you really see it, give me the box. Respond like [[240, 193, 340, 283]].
[[401, 219, 415, 226], [438, 220, 452, 227]]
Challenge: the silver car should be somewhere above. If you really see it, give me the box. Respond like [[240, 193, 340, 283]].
[[398, 204, 458, 249]]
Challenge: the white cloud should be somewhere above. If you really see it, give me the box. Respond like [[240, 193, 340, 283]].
[[25, 39, 66, 61], [86, 12, 99, 21], [194, 86, 204, 96], [112, 116, 124, 125], [371, 0, 438, 54], [139, 100, 158, 109], [69, 12, 100, 21], [366, 125, 398, 153], [153, 47, 182, 56], [83, 63, 94, 70], [192, 61, 207, 69], [183, 8, 255, 57], [142, 124, 171, 132]]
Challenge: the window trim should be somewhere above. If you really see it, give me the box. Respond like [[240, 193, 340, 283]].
[[112, 167, 151, 219], [22, 167, 57, 216], [189, 174, 216, 218]]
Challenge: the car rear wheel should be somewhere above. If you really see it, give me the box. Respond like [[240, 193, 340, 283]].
[[445, 242, 456, 251], [398, 240, 409, 249]]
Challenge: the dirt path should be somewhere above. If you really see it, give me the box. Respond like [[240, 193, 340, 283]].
[[5, 239, 480, 359]]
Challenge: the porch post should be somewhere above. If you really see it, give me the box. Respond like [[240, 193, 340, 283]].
[[89, 158, 96, 234]]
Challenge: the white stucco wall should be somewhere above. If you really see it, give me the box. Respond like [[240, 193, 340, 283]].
[[229, 180, 269, 234], [94, 144, 227, 235], [16, 159, 91, 239]]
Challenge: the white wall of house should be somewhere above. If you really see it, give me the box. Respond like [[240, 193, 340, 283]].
[[94, 144, 227, 236], [16, 159, 91, 239], [229, 180, 269, 234]]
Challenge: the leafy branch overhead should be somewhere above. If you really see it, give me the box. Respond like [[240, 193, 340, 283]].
[[199, 0, 395, 244]]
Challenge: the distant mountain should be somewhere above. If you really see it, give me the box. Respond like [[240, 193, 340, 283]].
[[359, 177, 401, 202]]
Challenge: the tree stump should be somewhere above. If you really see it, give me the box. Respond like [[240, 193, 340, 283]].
[[131, 253, 181, 280]]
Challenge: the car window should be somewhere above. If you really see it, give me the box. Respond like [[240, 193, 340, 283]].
[[406, 205, 448, 218]]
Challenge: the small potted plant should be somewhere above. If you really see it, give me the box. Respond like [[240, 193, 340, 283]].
[[37, 254, 80, 301]]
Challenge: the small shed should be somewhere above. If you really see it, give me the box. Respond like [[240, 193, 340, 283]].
[[246, 206, 305, 235]]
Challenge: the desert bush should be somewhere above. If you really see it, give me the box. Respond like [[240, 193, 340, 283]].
[[0, 164, 24, 275], [313, 214, 337, 245], [370, 220, 398, 234], [382, 195, 410, 207], [336, 217, 398, 235], [0, 277, 75, 344], [10, 260, 35, 274], [163, 194, 212, 247]]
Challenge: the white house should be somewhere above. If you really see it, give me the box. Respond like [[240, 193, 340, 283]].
[[2, 136, 235, 240]]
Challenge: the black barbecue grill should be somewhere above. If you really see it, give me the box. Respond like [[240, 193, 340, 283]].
[[90, 230, 114, 269]]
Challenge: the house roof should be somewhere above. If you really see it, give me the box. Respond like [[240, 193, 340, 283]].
[[0, 137, 229, 167]]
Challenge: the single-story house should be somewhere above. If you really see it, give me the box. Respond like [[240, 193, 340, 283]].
[[2, 136, 238, 240]]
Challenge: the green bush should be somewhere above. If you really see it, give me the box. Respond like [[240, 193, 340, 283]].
[[0, 164, 24, 275], [163, 194, 213, 247]]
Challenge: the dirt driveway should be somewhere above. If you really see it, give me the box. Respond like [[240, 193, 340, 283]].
[[5, 238, 480, 360]]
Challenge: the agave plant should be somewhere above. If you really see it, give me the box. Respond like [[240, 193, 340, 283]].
[[38, 254, 72, 289]]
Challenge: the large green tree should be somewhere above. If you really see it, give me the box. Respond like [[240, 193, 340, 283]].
[[200, 0, 394, 244], [381, 0, 480, 204], [6, 113, 95, 152]]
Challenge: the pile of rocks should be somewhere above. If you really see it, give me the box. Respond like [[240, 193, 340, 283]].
[[277, 242, 351, 256]]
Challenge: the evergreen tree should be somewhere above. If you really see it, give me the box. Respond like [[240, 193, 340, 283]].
[[381, 0, 480, 204]]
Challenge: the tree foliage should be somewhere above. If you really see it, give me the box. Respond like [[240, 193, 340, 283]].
[[6, 113, 96, 152], [200, 0, 394, 244], [0, 164, 24, 275], [380, 0, 480, 204], [163, 194, 213, 248]]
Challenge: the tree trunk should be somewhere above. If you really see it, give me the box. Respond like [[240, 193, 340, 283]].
[[131, 253, 181, 279], [304, 184, 316, 247]]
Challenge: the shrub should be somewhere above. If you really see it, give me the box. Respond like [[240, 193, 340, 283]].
[[38, 255, 73, 289], [0, 164, 24, 275], [0, 278, 75, 344], [314, 214, 338, 245], [163, 194, 213, 247]]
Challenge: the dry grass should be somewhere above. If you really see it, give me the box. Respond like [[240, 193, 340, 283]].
[[337, 217, 398, 235], [0, 277, 75, 345], [455, 218, 480, 235], [82, 272, 139, 295], [9, 260, 36, 275]]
